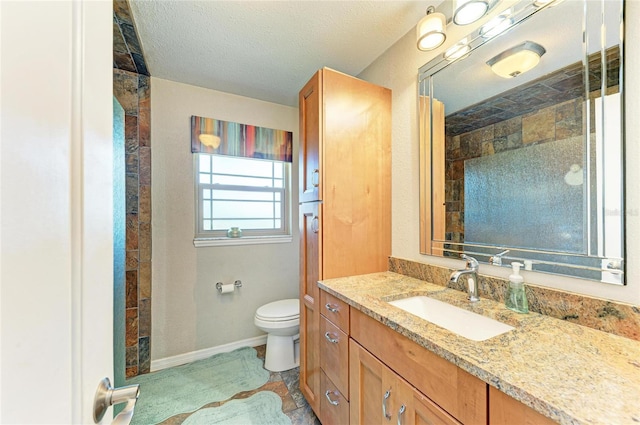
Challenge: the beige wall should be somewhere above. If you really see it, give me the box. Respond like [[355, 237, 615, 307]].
[[151, 78, 299, 360], [359, 3, 640, 305]]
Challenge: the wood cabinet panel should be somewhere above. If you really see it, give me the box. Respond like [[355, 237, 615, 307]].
[[320, 69, 391, 280], [299, 202, 321, 413], [299, 70, 321, 203], [407, 388, 462, 425], [350, 308, 488, 425], [350, 339, 460, 425], [320, 290, 350, 332], [320, 315, 349, 399], [320, 369, 350, 425], [489, 386, 556, 425], [349, 339, 388, 425]]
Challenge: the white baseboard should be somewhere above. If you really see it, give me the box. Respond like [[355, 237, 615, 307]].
[[150, 335, 268, 372]]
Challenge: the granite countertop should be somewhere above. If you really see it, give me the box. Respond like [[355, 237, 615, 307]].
[[318, 271, 640, 425]]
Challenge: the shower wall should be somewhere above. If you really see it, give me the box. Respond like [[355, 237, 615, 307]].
[[113, 0, 152, 377], [444, 97, 584, 247], [443, 49, 620, 250]]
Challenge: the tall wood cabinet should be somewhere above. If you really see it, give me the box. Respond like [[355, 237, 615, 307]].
[[299, 68, 391, 422]]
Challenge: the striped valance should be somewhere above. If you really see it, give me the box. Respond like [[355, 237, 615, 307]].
[[191, 115, 293, 163]]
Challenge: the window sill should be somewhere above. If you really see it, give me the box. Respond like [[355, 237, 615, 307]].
[[193, 235, 293, 247]]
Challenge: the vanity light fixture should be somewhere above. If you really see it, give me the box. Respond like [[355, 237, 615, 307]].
[[533, 0, 556, 7], [486, 41, 546, 78], [198, 134, 222, 149], [417, 6, 447, 51], [453, 0, 490, 25], [480, 11, 513, 39], [444, 39, 471, 61]]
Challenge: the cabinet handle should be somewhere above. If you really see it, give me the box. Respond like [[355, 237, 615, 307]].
[[325, 390, 340, 406], [382, 389, 392, 420], [325, 303, 339, 313], [311, 168, 319, 187], [311, 216, 319, 234], [397, 404, 406, 425], [324, 332, 339, 344]]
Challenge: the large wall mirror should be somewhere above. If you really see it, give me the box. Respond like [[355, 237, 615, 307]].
[[419, 0, 625, 284]]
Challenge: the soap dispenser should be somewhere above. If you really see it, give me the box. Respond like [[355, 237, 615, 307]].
[[505, 262, 528, 313]]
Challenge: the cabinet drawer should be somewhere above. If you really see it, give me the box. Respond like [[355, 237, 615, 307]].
[[320, 369, 349, 425], [350, 308, 487, 424], [320, 290, 349, 332], [320, 315, 349, 398]]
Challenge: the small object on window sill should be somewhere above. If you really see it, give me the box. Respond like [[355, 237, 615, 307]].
[[227, 227, 243, 238]]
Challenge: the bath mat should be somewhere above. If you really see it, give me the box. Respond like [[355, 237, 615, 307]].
[[182, 391, 291, 425], [128, 346, 270, 425]]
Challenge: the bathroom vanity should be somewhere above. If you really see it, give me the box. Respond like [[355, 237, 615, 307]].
[[318, 272, 640, 425]]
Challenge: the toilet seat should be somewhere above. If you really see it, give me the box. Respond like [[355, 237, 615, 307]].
[[255, 299, 299, 322], [254, 298, 300, 372]]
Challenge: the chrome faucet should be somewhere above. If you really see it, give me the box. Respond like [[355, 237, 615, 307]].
[[489, 249, 510, 266], [450, 254, 480, 302]]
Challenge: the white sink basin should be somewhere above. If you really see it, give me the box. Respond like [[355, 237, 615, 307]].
[[388, 296, 514, 341]]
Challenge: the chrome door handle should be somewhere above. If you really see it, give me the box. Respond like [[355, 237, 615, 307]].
[[93, 377, 140, 424], [325, 303, 338, 313], [398, 404, 406, 425], [311, 168, 319, 187], [382, 389, 392, 420], [324, 332, 339, 344], [311, 216, 319, 234], [325, 390, 340, 406]]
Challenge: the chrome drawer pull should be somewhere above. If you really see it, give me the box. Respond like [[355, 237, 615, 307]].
[[382, 389, 392, 420], [312, 169, 319, 187], [325, 303, 339, 313], [397, 404, 406, 425], [325, 390, 340, 406], [324, 332, 339, 344], [311, 216, 319, 234]]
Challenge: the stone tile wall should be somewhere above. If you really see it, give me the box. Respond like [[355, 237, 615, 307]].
[[114, 0, 151, 377], [442, 49, 620, 249], [444, 97, 584, 248], [389, 257, 640, 341]]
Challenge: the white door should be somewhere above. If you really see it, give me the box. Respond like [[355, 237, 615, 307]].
[[1, 1, 114, 423]]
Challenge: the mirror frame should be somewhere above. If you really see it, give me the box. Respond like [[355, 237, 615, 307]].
[[418, 0, 626, 284]]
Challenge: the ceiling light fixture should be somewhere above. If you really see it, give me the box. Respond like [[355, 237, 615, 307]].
[[416, 6, 447, 51], [564, 164, 583, 186], [486, 41, 546, 78], [453, 0, 490, 25]]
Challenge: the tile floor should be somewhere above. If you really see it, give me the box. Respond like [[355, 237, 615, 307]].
[[158, 345, 320, 425]]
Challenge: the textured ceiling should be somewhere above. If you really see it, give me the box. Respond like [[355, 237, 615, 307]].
[[129, 0, 430, 107]]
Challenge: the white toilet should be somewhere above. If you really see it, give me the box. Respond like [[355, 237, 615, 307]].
[[254, 299, 300, 372]]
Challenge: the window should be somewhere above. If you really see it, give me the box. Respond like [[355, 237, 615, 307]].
[[195, 153, 291, 244]]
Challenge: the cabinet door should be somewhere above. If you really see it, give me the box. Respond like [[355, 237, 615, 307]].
[[351, 309, 487, 424], [299, 70, 321, 203], [351, 339, 462, 425], [396, 381, 462, 425], [300, 201, 322, 414], [350, 339, 390, 425]]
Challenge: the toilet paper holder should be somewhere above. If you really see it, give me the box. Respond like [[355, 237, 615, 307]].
[[216, 280, 243, 292]]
